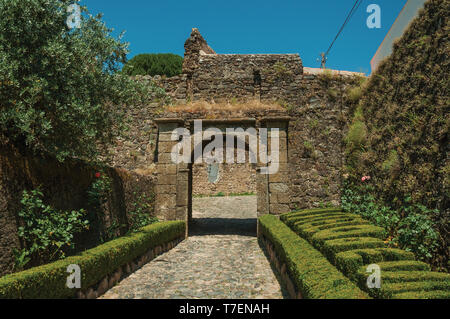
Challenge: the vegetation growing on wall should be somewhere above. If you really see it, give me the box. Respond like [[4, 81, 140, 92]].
[[122, 53, 183, 77], [343, 0, 449, 270]]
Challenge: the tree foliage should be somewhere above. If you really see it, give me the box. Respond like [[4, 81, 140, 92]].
[[122, 53, 183, 77], [0, 0, 160, 161]]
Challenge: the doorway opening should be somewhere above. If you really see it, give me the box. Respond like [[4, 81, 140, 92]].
[[188, 135, 257, 236]]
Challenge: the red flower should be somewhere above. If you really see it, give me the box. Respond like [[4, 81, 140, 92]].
[[95, 172, 101, 178]]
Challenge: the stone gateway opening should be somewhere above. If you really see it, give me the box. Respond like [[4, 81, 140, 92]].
[[154, 117, 290, 237], [189, 133, 257, 236]]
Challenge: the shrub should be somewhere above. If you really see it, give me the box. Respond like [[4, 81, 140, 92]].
[[15, 188, 89, 270], [122, 53, 183, 77], [347, 86, 363, 103], [354, 268, 450, 299], [0, 0, 162, 162], [282, 208, 450, 299], [259, 215, 368, 299], [345, 120, 367, 150], [341, 181, 440, 263], [0, 221, 185, 299], [381, 150, 400, 173], [128, 192, 158, 233]]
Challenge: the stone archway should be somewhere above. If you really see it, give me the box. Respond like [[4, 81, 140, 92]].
[[154, 117, 290, 237]]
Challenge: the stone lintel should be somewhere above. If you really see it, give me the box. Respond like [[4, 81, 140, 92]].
[[260, 117, 291, 128], [187, 118, 257, 125]]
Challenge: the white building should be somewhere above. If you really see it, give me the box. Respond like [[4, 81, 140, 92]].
[[370, 0, 427, 72]]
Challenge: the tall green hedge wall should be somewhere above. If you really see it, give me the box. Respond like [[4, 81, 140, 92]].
[[344, 0, 449, 268]]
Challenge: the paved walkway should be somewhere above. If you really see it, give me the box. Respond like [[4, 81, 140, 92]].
[[100, 196, 286, 299]]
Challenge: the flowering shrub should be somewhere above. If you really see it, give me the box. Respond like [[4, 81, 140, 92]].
[[341, 179, 440, 265], [87, 171, 111, 207], [14, 188, 89, 270], [86, 170, 114, 242]]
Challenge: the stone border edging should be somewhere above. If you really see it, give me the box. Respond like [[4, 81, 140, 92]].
[[259, 235, 302, 299], [77, 236, 185, 299]]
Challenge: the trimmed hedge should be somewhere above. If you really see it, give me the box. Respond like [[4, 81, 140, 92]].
[[355, 269, 450, 299], [258, 215, 369, 299], [281, 208, 450, 299], [0, 221, 185, 299]]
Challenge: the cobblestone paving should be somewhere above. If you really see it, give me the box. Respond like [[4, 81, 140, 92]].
[[101, 196, 286, 299]]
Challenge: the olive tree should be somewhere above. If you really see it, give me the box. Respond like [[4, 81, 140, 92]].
[[0, 0, 161, 161]]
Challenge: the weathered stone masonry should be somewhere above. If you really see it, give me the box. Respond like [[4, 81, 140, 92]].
[[106, 28, 362, 225]]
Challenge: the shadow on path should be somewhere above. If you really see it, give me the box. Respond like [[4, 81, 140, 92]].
[[189, 217, 257, 237]]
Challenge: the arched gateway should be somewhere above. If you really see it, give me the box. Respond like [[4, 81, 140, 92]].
[[154, 117, 290, 236]]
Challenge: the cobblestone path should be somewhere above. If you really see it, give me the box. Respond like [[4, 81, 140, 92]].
[[100, 196, 286, 299]]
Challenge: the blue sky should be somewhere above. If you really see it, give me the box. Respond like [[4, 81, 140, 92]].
[[82, 0, 407, 75]]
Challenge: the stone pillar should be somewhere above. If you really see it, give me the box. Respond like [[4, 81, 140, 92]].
[[263, 117, 291, 215], [256, 167, 269, 217], [256, 123, 270, 217], [154, 119, 184, 221], [176, 164, 190, 238]]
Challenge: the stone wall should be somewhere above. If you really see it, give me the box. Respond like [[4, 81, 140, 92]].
[[152, 68, 359, 213], [192, 163, 256, 196], [101, 28, 362, 221], [188, 53, 303, 103], [0, 141, 156, 277]]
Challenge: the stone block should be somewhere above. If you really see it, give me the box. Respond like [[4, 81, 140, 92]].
[[269, 183, 290, 193], [157, 164, 178, 175], [158, 132, 175, 142], [156, 194, 176, 209], [270, 204, 291, 215], [176, 184, 189, 206], [268, 171, 289, 183], [269, 193, 278, 204], [157, 174, 177, 185], [157, 207, 177, 220], [176, 206, 188, 220], [158, 122, 181, 133], [276, 193, 291, 204], [86, 288, 98, 300], [158, 152, 176, 164], [96, 277, 109, 296], [155, 184, 177, 195], [158, 141, 177, 154]]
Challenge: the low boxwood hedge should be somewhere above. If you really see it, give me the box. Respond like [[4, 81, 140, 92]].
[[335, 248, 416, 277], [354, 268, 450, 299], [258, 214, 368, 299], [0, 221, 185, 299], [281, 208, 450, 299]]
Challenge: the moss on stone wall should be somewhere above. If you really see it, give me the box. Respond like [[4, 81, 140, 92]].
[[344, 0, 449, 269]]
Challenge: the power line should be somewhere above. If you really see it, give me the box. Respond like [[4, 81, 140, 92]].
[[320, 0, 363, 67], [325, 0, 362, 57]]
